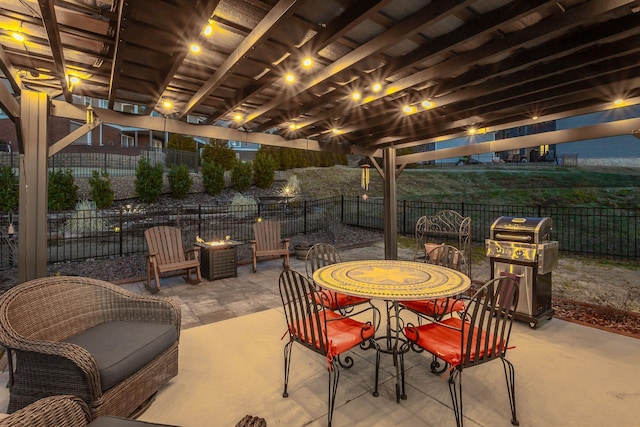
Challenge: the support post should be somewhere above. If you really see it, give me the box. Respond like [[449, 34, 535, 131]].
[[17, 91, 49, 282], [383, 147, 397, 260]]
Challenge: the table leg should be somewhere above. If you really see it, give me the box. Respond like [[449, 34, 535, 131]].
[[373, 300, 407, 402]]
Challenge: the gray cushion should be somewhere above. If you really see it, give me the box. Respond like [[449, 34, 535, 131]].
[[64, 321, 178, 391], [88, 416, 179, 426]]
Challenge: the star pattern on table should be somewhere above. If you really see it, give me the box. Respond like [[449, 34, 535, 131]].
[[348, 266, 428, 285]]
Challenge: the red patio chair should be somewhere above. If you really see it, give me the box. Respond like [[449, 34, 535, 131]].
[[304, 243, 371, 313], [404, 274, 520, 427], [278, 269, 378, 427], [400, 244, 469, 322]]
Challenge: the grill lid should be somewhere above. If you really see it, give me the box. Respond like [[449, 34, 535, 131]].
[[490, 217, 553, 243]]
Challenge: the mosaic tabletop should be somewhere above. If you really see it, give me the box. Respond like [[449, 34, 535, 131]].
[[313, 260, 471, 301]]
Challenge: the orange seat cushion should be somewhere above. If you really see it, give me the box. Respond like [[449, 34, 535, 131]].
[[315, 290, 369, 310], [404, 317, 505, 368], [401, 298, 465, 318], [288, 309, 375, 366]]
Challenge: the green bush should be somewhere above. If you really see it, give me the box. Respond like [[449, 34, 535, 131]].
[[201, 139, 236, 170], [201, 161, 225, 195], [253, 151, 276, 189], [168, 163, 192, 199], [135, 157, 164, 203], [88, 170, 114, 209], [48, 169, 78, 211], [0, 166, 18, 213], [230, 160, 253, 192]]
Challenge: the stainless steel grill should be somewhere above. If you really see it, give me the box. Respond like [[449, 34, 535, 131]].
[[486, 217, 558, 328]]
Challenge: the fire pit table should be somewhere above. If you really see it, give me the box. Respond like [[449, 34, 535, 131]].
[[196, 240, 241, 281]]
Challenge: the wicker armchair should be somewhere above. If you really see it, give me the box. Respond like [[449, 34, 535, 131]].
[[0, 276, 181, 419], [0, 395, 180, 426]]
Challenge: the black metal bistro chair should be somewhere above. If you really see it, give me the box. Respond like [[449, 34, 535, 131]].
[[401, 244, 469, 322], [404, 274, 520, 427], [278, 268, 378, 427], [304, 243, 371, 313]]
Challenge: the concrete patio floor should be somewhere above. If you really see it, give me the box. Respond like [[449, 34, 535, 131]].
[[1, 243, 639, 426]]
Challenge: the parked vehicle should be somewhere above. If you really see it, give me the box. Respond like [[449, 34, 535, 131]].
[[457, 156, 479, 166]]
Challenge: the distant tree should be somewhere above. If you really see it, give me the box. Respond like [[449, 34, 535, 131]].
[[167, 134, 197, 152], [201, 139, 236, 170]]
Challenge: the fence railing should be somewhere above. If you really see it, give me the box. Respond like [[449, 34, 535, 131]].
[[0, 196, 637, 270], [0, 147, 200, 177]]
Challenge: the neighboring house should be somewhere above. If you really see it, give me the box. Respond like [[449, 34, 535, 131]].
[[428, 103, 640, 166]]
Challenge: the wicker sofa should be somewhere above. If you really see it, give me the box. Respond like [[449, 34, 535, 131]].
[[0, 394, 179, 426], [0, 276, 181, 418]]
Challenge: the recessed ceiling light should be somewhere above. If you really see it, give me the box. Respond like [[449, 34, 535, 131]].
[[69, 76, 80, 85], [285, 73, 295, 83], [352, 91, 361, 101], [613, 98, 624, 106], [402, 105, 416, 114], [203, 21, 213, 36], [421, 100, 434, 109], [332, 128, 341, 134], [190, 44, 201, 53], [234, 113, 243, 122], [468, 127, 477, 135], [302, 57, 313, 68], [12, 32, 25, 42], [372, 82, 382, 92], [163, 101, 172, 108]]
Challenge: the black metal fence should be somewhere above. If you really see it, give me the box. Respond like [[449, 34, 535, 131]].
[[0, 147, 200, 177], [0, 196, 637, 270]]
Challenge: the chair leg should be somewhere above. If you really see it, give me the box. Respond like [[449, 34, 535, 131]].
[[448, 368, 463, 427], [501, 358, 519, 426], [327, 360, 340, 427], [373, 343, 381, 397], [282, 341, 293, 398], [145, 261, 160, 293]]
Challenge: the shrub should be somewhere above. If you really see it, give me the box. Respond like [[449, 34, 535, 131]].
[[230, 160, 253, 192], [0, 166, 18, 213], [48, 169, 78, 211], [201, 161, 225, 195], [253, 151, 276, 189], [63, 199, 109, 235], [88, 170, 114, 209], [135, 157, 164, 203], [201, 139, 236, 170], [168, 163, 192, 199]]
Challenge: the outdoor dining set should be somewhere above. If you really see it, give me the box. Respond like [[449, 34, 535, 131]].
[[0, 211, 521, 427]]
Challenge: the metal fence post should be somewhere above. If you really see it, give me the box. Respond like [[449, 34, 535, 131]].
[[304, 200, 308, 234], [118, 206, 124, 257]]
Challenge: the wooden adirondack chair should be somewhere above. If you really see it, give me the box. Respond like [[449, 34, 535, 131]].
[[144, 225, 202, 293], [250, 220, 290, 273]]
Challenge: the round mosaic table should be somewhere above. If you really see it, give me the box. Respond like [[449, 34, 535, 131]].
[[313, 259, 471, 402], [312, 259, 470, 302]]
